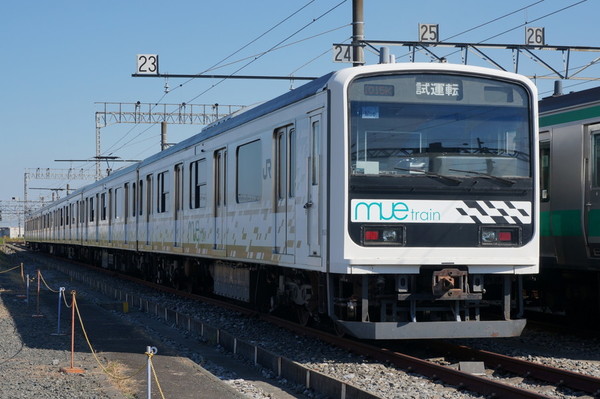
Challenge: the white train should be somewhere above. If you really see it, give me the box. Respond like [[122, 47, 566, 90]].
[[25, 63, 539, 339]]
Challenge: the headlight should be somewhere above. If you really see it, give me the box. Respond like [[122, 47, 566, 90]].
[[362, 225, 405, 246]]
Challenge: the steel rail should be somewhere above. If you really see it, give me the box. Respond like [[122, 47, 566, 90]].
[[433, 342, 600, 396], [261, 316, 553, 399]]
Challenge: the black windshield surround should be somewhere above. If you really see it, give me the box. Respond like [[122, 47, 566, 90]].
[[347, 72, 535, 248]]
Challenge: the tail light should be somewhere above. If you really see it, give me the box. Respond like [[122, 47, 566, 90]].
[[361, 225, 405, 246], [480, 226, 521, 246]]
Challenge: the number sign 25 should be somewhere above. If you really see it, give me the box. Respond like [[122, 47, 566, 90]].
[[136, 54, 159, 75], [419, 24, 439, 42]]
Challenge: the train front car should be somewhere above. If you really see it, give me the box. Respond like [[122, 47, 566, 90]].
[[327, 64, 539, 339]]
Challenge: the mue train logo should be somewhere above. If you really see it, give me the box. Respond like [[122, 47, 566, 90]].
[[351, 200, 531, 225]]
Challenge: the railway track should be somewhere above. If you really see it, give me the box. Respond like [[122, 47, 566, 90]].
[[118, 274, 600, 398], [12, 244, 600, 399], [426, 341, 600, 396], [267, 316, 600, 399]]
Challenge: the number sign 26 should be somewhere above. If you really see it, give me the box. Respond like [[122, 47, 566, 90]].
[[136, 54, 159, 75], [525, 27, 545, 46]]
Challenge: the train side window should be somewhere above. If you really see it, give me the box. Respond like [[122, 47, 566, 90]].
[[157, 171, 169, 213], [101, 193, 107, 221], [139, 179, 144, 216], [237, 140, 261, 203], [311, 120, 320, 186], [132, 182, 136, 217], [90, 197, 95, 222], [215, 149, 226, 208], [275, 126, 295, 199], [540, 140, 550, 201], [174, 163, 183, 213], [277, 130, 287, 200], [593, 134, 600, 187], [190, 159, 207, 209], [146, 175, 153, 217], [289, 128, 296, 197], [115, 187, 121, 220]]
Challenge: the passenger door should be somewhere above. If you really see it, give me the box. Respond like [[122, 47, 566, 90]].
[[214, 148, 227, 251], [584, 125, 600, 252], [274, 126, 295, 255], [146, 175, 153, 246], [124, 183, 129, 245], [539, 132, 554, 258], [307, 115, 322, 257], [174, 163, 184, 249]]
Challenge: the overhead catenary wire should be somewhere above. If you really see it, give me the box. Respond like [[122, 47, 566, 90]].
[[167, 0, 319, 95], [100, 0, 546, 173], [444, 0, 546, 43], [40, 1, 338, 194], [40, 2, 597, 201], [477, 0, 588, 45], [97, 3, 347, 162], [35, 4, 349, 201], [103, 24, 351, 158], [97, 5, 349, 167], [184, 0, 348, 105], [391, 0, 587, 63]]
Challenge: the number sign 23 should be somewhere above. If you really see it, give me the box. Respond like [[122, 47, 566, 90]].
[[136, 54, 159, 75]]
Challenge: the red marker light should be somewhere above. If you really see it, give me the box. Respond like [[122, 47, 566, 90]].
[[498, 231, 512, 241], [364, 230, 379, 241]]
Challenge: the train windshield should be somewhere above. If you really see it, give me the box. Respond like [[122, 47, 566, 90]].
[[348, 73, 532, 179]]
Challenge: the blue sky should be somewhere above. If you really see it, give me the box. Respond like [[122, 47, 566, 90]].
[[1, 0, 598, 226]]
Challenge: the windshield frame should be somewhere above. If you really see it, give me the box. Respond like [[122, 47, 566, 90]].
[[347, 72, 534, 182]]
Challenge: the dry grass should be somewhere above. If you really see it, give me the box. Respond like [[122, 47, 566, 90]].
[[103, 359, 140, 397]]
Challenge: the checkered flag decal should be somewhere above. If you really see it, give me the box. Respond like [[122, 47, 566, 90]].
[[455, 200, 531, 224]]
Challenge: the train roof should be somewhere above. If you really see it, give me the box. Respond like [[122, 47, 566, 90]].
[[31, 71, 336, 213], [539, 85, 600, 114], [141, 71, 334, 168]]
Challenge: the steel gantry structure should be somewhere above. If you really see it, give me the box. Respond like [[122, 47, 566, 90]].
[[94, 102, 245, 180], [22, 168, 97, 220], [361, 40, 600, 82]]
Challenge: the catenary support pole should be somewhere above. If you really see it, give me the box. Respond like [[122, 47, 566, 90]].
[[352, 0, 364, 66]]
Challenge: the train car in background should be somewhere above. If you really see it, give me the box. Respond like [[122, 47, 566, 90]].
[[537, 86, 600, 322], [25, 63, 539, 339]]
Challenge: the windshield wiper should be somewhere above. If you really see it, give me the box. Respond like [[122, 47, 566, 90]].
[[395, 167, 461, 184], [448, 168, 515, 185]]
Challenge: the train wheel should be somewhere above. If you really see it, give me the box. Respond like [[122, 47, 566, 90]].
[[296, 306, 310, 327], [333, 321, 346, 337]]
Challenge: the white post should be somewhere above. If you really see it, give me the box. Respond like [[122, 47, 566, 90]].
[[146, 346, 158, 399]]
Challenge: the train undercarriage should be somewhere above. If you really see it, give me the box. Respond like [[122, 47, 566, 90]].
[[32, 242, 526, 339], [524, 260, 600, 329]]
